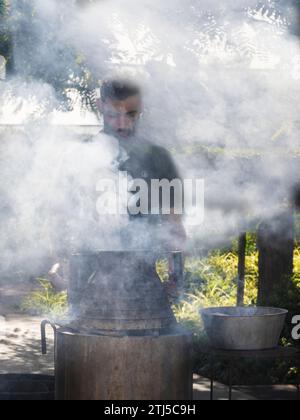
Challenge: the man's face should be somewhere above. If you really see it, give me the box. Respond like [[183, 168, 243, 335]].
[[101, 94, 142, 140]]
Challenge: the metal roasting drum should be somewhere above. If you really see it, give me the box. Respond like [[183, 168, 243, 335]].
[[67, 251, 177, 332]]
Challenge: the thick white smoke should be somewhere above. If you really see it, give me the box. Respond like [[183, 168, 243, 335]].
[[0, 0, 300, 273]]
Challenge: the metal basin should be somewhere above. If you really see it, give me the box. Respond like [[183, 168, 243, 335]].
[[201, 307, 288, 350]]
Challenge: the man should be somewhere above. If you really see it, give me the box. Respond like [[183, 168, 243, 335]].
[[97, 79, 186, 252], [50, 79, 186, 294]]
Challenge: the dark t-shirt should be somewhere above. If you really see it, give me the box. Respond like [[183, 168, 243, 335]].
[[117, 139, 181, 221], [81, 133, 181, 250]]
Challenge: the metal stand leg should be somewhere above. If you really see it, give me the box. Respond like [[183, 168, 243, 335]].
[[228, 362, 233, 401], [297, 362, 300, 401], [210, 357, 214, 401]]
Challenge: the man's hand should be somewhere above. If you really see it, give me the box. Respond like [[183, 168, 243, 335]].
[[48, 262, 67, 292], [164, 279, 181, 300]]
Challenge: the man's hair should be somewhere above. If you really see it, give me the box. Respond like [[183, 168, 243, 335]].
[[101, 79, 141, 102]]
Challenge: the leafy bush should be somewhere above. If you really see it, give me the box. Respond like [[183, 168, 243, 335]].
[[158, 250, 259, 332], [175, 254, 238, 331], [21, 278, 68, 318], [0, 0, 7, 17], [158, 241, 300, 336], [294, 247, 300, 287]]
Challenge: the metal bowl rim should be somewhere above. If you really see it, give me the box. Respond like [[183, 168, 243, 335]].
[[200, 306, 288, 318]]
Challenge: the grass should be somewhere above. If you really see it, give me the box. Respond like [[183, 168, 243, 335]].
[[157, 251, 258, 333], [294, 248, 300, 287], [157, 241, 300, 335], [21, 278, 68, 318]]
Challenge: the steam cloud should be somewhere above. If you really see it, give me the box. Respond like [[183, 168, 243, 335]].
[[0, 0, 300, 274]]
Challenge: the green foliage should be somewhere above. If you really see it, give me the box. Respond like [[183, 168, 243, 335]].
[[0, 0, 7, 17], [7, 0, 99, 111], [21, 278, 68, 318], [0, 0, 12, 70], [156, 259, 170, 283], [174, 251, 258, 332], [158, 238, 300, 336], [294, 248, 300, 287], [232, 232, 258, 255]]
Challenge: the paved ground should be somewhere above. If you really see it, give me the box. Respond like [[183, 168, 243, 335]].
[[0, 279, 298, 400], [1, 315, 299, 400], [0, 314, 254, 400], [0, 315, 54, 376], [0, 276, 54, 375], [193, 375, 256, 400]]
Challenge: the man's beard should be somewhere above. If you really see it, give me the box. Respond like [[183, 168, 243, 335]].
[[104, 123, 135, 141]]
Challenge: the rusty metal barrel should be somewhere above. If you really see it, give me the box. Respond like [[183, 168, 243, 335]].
[[55, 328, 193, 400], [44, 251, 193, 400]]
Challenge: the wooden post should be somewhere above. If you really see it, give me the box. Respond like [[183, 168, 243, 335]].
[[168, 251, 184, 289], [257, 211, 295, 307], [237, 232, 247, 307]]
